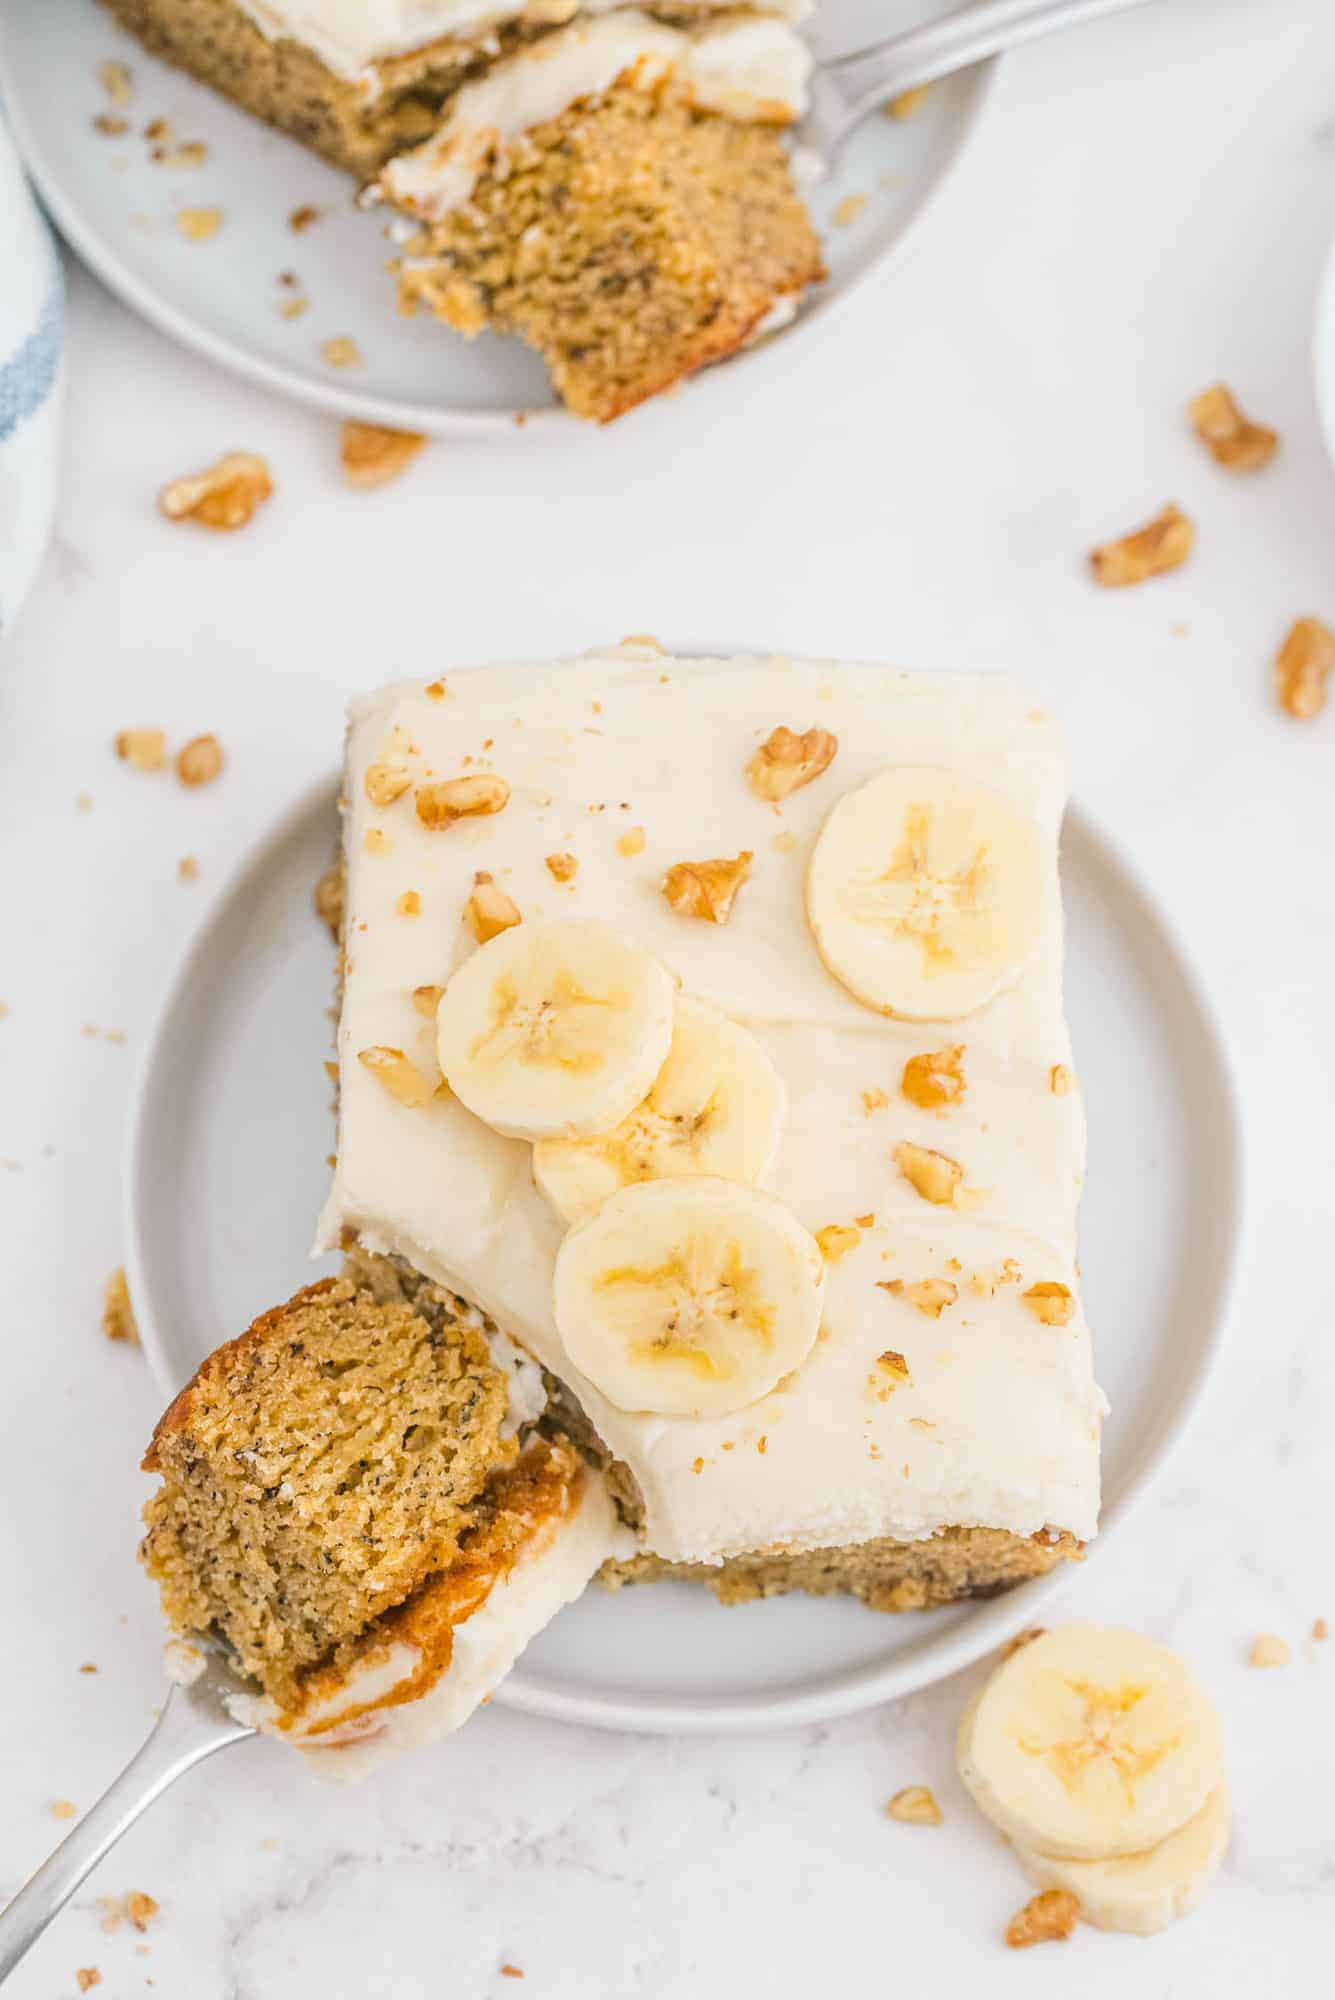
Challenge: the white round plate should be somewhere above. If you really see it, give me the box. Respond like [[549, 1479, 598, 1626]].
[[125, 764, 1241, 1734], [1312, 232, 1335, 470], [0, 0, 994, 434]]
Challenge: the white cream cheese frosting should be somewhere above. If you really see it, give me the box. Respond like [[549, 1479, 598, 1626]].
[[317, 654, 1105, 1564], [377, 10, 811, 221], [233, 0, 810, 81], [227, 1463, 623, 1780]]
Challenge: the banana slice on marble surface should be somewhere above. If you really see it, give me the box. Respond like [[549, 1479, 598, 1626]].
[[435, 918, 675, 1141], [533, 997, 786, 1223], [552, 1177, 824, 1418], [957, 1624, 1225, 1862], [1012, 1784, 1231, 1936], [806, 766, 1044, 1020]]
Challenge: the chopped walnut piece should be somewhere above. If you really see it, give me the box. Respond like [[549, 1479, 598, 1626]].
[[313, 863, 343, 940], [94, 113, 129, 135], [875, 1350, 912, 1388], [114, 728, 166, 772], [861, 1087, 889, 1114], [1314, 1617, 1329, 1642], [465, 872, 522, 943], [746, 724, 838, 802], [101, 1268, 140, 1345], [882, 1277, 958, 1319], [894, 1141, 963, 1205], [340, 422, 426, 490], [411, 984, 444, 1017], [1002, 1625, 1047, 1660], [322, 335, 362, 369], [499, 1971, 524, 1983], [357, 1046, 437, 1107], [1049, 1063, 1072, 1096], [156, 140, 208, 168], [100, 60, 133, 103], [1249, 1633, 1290, 1668], [176, 734, 223, 788], [396, 890, 421, 917], [126, 1893, 158, 1933], [363, 827, 390, 855], [815, 1223, 861, 1263], [886, 1786, 942, 1825], [159, 452, 272, 530], [416, 774, 511, 829], [176, 206, 222, 241], [52, 1799, 77, 1820], [289, 204, 321, 232], [1187, 383, 1278, 472], [545, 852, 578, 884], [1022, 1282, 1074, 1326], [833, 193, 868, 227], [364, 760, 412, 806], [617, 826, 646, 858], [901, 1044, 965, 1112], [76, 1970, 102, 1992], [885, 83, 931, 118], [1089, 504, 1193, 587], [619, 632, 663, 653], [178, 856, 199, 882], [424, 678, 450, 701], [278, 296, 309, 321], [1274, 617, 1335, 721], [662, 851, 752, 924], [1005, 1889, 1079, 1949]]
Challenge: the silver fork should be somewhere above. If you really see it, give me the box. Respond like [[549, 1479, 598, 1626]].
[[0, 1645, 256, 1985], [806, 0, 1157, 161]]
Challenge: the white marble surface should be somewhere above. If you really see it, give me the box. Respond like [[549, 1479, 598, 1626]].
[[2, 0, 1334, 1989]]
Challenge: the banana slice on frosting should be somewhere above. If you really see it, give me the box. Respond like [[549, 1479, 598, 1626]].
[[806, 766, 1044, 1019], [533, 996, 786, 1223], [957, 1624, 1225, 1862], [552, 1177, 825, 1418], [435, 918, 675, 1141], [1012, 1784, 1231, 1937]]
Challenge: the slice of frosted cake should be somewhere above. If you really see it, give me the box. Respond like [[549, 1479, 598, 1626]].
[[379, 12, 823, 420], [140, 1252, 618, 1777], [316, 651, 1105, 1613]]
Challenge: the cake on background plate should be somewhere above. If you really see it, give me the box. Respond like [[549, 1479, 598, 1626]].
[[98, 0, 823, 417], [317, 651, 1104, 1611]]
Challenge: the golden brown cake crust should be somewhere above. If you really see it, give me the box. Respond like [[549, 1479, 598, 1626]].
[[601, 1527, 1081, 1611], [396, 81, 824, 421]]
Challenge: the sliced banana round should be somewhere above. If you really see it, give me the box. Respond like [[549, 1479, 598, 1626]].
[[1012, 1783, 1230, 1937], [435, 918, 675, 1141], [552, 1177, 824, 1418], [957, 1625, 1225, 1862], [806, 765, 1044, 1019], [533, 997, 786, 1224]]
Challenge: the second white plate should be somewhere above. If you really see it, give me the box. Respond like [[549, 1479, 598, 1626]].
[[125, 766, 1241, 1733], [0, 0, 994, 433]]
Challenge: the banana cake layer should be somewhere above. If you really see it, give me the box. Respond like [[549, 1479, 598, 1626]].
[[318, 652, 1105, 1570]]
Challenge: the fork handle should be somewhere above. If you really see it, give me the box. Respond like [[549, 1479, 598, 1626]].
[[0, 1686, 250, 1985], [808, 0, 1158, 155]]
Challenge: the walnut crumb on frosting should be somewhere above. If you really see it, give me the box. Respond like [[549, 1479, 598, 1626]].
[[1249, 1633, 1290, 1668], [545, 852, 578, 884], [357, 1046, 438, 1107], [746, 725, 838, 801], [662, 851, 752, 924], [176, 734, 223, 788], [466, 872, 522, 942], [114, 729, 166, 772], [882, 1277, 958, 1319], [1022, 1282, 1074, 1326], [416, 775, 510, 828], [901, 1045, 965, 1111]]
